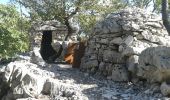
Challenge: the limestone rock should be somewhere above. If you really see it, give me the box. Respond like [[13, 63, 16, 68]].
[[145, 22, 162, 28], [82, 60, 98, 69], [42, 79, 83, 100], [131, 23, 140, 30], [110, 37, 123, 45], [81, 7, 170, 82], [122, 46, 144, 56], [31, 47, 46, 67], [111, 64, 129, 81], [160, 82, 170, 96], [124, 35, 134, 46], [137, 46, 170, 83], [103, 50, 125, 63], [122, 24, 131, 31], [0, 61, 86, 100], [1, 61, 54, 100], [127, 55, 139, 74]]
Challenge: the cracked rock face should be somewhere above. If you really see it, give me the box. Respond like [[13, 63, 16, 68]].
[[138, 46, 170, 83], [0, 61, 85, 100], [80, 7, 170, 82], [0, 61, 54, 100]]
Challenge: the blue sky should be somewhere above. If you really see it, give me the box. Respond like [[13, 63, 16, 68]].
[[0, 0, 10, 4], [0, 0, 29, 16]]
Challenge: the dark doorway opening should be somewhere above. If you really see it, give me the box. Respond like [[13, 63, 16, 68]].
[[39, 30, 86, 67], [40, 30, 57, 63]]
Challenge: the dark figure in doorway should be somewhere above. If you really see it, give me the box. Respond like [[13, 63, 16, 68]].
[[40, 30, 57, 63]]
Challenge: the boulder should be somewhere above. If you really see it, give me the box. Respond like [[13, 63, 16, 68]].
[[160, 82, 170, 96], [1, 61, 54, 100], [0, 61, 84, 100], [42, 79, 84, 100], [137, 46, 170, 83]]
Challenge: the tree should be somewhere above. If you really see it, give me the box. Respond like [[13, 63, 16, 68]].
[[12, 0, 83, 39], [0, 4, 30, 59], [78, 0, 127, 33], [162, 0, 170, 34], [12, 0, 127, 35], [152, 0, 170, 12], [128, 0, 153, 9], [152, 0, 162, 12], [11, 0, 84, 61], [11, 0, 126, 61]]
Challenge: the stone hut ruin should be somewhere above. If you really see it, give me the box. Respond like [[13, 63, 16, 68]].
[[31, 20, 86, 67], [31, 20, 68, 47], [80, 7, 170, 82], [31, 20, 68, 63]]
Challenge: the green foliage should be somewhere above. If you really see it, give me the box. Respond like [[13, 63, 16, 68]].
[[128, 0, 169, 13], [78, 0, 127, 33], [78, 14, 96, 33], [13, 0, 83, 23], [152, 0, 162, 12], [13, 0, 126, 33], [0, 4, 30, 58], [129, 0, 152, 9]]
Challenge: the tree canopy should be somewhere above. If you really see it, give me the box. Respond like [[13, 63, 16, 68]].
[[12, 0, 127, 33], [0, 4, 30, 58]]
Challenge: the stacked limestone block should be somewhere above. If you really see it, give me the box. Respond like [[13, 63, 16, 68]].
[[80, 7, 170, 81]]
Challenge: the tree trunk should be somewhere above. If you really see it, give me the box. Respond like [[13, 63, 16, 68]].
[[64, 17, 74, 41], [49, 7, 79, 62], [162, 0, 170, 34]]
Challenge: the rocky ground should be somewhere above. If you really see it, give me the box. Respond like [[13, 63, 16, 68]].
[[42, 63, 170, 100], [1, 52, 170, 100]]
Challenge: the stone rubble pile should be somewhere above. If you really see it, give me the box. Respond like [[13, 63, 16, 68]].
[[0, 61, 85, 100], [80, 7, 170, 82]]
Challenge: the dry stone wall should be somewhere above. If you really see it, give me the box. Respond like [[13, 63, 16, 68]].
[[80, 7, 170, 82]]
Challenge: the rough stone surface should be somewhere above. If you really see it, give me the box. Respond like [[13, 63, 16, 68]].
[[160, 82, 170, 96], [111, 64, 129, 81], [0, 61, 53, 100], [31, 47, 47, 67], [127, 55, 138, 75], [81, 7, 170, 82], [137, 46, 170, 83], [0, 53, 170, 99], [33, 20, 67, 32], [0, 61, 85, 100]]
